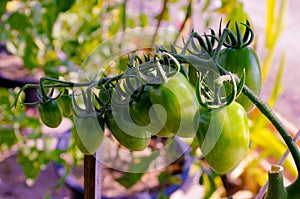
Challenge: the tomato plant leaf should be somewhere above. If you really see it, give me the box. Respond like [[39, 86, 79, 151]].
[[116, 172, 144, 189], [139, 14, 149, 27], [116, 152, 159, 188], [0, 0, 8, 19], [54, 0, 76, 12], [157, 191, 169, 199], [7, 12, 32, 32], [23, 33, 39, 69], [0, 127, 17, 151]]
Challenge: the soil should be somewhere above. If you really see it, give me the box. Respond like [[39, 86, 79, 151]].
[[0, 154, 70, 199]]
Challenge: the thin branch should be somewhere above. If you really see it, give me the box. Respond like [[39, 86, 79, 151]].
[[151, 0, 169, 46]]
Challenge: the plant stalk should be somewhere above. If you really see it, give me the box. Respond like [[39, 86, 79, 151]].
[[241, 85, 300, 173], [264, 165, 287, 199]]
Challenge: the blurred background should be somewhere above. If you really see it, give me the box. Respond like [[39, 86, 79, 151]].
[[0, 0, 299, 198]]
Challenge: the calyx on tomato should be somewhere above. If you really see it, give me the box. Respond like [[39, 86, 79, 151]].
[[218, 20, 261, 111]]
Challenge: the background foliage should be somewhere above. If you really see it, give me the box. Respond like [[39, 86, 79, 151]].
[[0, 0, 296, 198]]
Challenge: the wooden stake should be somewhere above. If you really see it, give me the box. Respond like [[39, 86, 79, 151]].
[[84, 155, 96, 199]]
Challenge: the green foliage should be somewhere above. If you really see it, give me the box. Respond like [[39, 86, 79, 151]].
[[0, 87, 71, 183], [0, 127, 17, 150], [116, 152, 159, 188], [0, 88, 19, 151], [157, 191, 170, 199], [0, 0, 296, 197]]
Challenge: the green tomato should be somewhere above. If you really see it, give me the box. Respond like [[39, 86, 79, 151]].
[[74, 115, 104, 155], [105, 107, 151, 151], [98, 87, 112, 105], [218, 47, 261, 111], [149, 72, 199, 137], [130, 86, 152, 126], [195, 102, 250, 174], [57, 94, 72, 117], [129, 86, 166, 136], [38, 99, 62, 128]]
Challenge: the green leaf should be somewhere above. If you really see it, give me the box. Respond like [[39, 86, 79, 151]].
[[0, 0, 8, 19], [158, 172, 168, 183], [7, 12, 32, 32], [0, 89, 10, 105], [199, 174, 204, 185], [202, 0, 212, 12], [268, 53, 285, 107], [168, 175, 182, 185], [139, 14, 149, 27], [108, 20, 121, 36], [0, 127, 17, 150], [251, 128, 297, 177], [53, 164, 70, 189], [116, 152, 159, 188], [157, 191, 169, 199], [23, 33, 39, 69], [41, 6, 58, 45], [18, 149, 40, 180], [51, 149, 67, 164], [225, 2, 249, 35], [202, 172, 218, 199], [43, 192, 52, 199], [23, 117, 41, 129], [116, 172, 144, 189], [155, 6, 170, 21], [54, 0, 76, 12]]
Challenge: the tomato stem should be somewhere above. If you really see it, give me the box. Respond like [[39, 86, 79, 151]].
[[212, 28, 228, 61], [242, 84, 300, 175]]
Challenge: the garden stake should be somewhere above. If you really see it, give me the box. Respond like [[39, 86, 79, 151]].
[[84, 155, 96, 199]]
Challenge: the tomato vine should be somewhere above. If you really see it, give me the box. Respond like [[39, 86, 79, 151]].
[[12, 21, 300, 197]]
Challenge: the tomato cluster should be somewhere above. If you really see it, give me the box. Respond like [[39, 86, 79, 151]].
[[129, 72, 199, 138], [34, 21, 262, 175]]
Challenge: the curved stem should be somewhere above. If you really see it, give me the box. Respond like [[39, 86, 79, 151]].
[[151, 0, 169, 46], [242, 85, 300, 174], [12, 84, 40, 108], [212, 29, 228, 61], [173, 0, 192, 43], [39, 77, 51, 101], [12, 78, 97, 108]]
